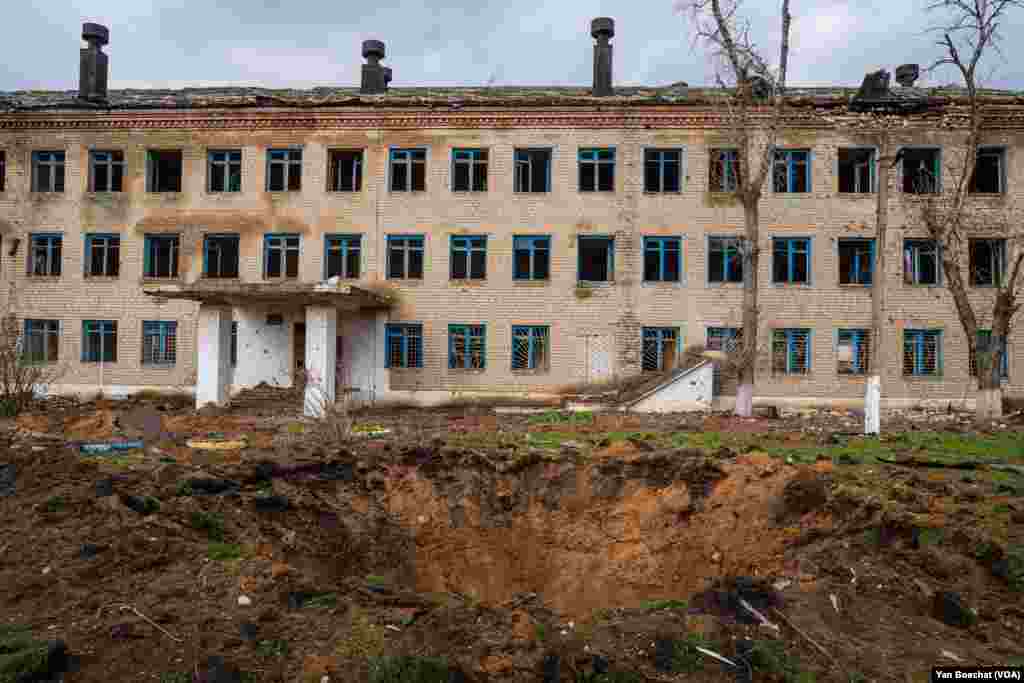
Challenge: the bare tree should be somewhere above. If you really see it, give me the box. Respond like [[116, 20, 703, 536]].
[[912, 0, 1024, 419], [0, 289, 65, 416], [678, 0, 793, 416]]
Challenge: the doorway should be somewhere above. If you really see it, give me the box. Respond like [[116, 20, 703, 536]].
[[293, 322, 306, 386]]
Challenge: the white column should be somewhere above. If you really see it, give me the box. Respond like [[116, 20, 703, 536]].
[[304, 305, 338, 417], [865, 375, 881, 435], [196, 305, 232, 408]]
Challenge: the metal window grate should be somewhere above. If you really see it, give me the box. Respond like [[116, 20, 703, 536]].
[[903, 329, 941, 376], [642, 327, 679, 372], [772, 329, 811, 375], [837, 329, 871, 375], [142, 321, 177, 365], [512, 325, 549, 370], [385, 324, 423, 369], [448, 325, 486, 369]]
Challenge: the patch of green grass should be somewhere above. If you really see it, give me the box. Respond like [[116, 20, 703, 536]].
[[0, 625, 50, 683], [527, 410, 594, 426], [993, 503, 1012, 514], [368, 656, 454, 683], [578, 673, 645, 683], [191, 511, 225, 541], [303, 593, 338, 609], [158, 673, 191, 683], [526, 431, 579, 450], [365, 574, 388, 587], [917, 527, 944, 547], [255, 639, 288, 658], [670, 633, 713, 673], [207, 542, 242, 561], [335, 607, 385, 660], [175, 481, 194, 497], [749, 639, 816, 683], [641, 599, 688, 613], [534, 623, 548, 642], [42, 496, 65, 513]]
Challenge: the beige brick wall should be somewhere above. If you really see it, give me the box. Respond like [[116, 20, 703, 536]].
[[0, 115, 1020, 401]]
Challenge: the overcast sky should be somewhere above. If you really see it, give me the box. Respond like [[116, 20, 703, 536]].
[[3, 0, 1023, 91]]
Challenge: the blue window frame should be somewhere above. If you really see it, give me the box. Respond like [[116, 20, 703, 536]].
[[450, 235, 487, 280], [837, 329, 871, 375], [903, 329, 942, 376], [89, 150, 125, 192], [264, 233, 300, 279], [85, 233, 121, 277], [142, 321, 177, 365], [28, 233, 62, 276], [772, 237, 811, 284], [644, 149, 682, 193], [144, 234, 179, 278], [513, 236, 550, 281], [514, 148, 551, 193], [643, 236, 682, 282], [838, 239, 874, 285], [82, 320, 117, 363], [511, 325, 550, 370], [903, 239, 940, 285], [772, 149, 811, 193], [708, 236, 744, 283], [448, 324, 486, 370], [325, 234, 361, 279], [642, 327, 680, 371], [24, 319, 59, 364], [451, 148, 488, 192], [772, 329, 811, 375], [710, 149, 739, 192], [578, 236, 614, 282], [838, 148, 875, 193], [390, 148, 426, 192], [578, 148, 615, 192], [203, 234, 240, 278], [207, 149, 242, 192], [385, 324, 423, 369], [266, 148, 302, 192], [32, 151, 65, 192], [971, 330, 1008, 379], [387, 235, 424, 279]]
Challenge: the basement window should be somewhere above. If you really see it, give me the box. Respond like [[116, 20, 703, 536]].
[[390, 148, 426, 192], [709, 149, 740, 192], [644, 149, 682, 193], [28, 234, 62, 277], [901, 148, 940, 194], [903, 239, 939, 285], [837, 329, 871, 375], [448, 324, 486, 370], [142, 321, 177, 366], [82, 320, 117, 363], [578, 236, 614, 282], [707, 236, 744, 284], [513, 236, 550, 281], [328, 150, 363, 192], [970, 147, 1006, 194], [450, 235, 487, 280], [771, 237, 810, 284], [838, 239, 874, 285], [264, 234, 300, 279], [970, 238, 1006, 287], [578, 148, 615, 192], [32, 151, 65, 193], [452, 148, 488, 192], [85, 234, 120, 277], [143, 234, 179, 278], [970, 330, 1008, 379], [208, 150, 242, 193], [89, 150, 125, 192], [147, 150, 182, 193], [23, 319, 60, 364], [903, 329, 942, 376], [642, 327, 679, 372], [203, 234, 240, 279], [324, 234, 361, 279], [511, 325, 549, 371], [386, 236, 424, 280], [385, 323, 423, 369], [838, 148, 874, 193], [772, 328, 811, 375], [643, 236, 682, 283], [266, 148, 302, 192], [514, 149, 551, 193], [772, 149, 811, 193]]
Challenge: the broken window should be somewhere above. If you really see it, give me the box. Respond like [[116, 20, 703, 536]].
[[32, 151, 65, 192], [28, 234, 62, 277], [328, 150, 363, 192], [511, 325, 549, 370], [147, 150, 183, 192], [970, 147, 1005, 194], [970, 238, 1006, 287], [390, 148, 426, 192], [266, 148, 302, 192], [644, 149, 682, 193], [772, 237, 810, 284], [772, 149, 810, 193], [643, 236, 682, 282], [208, 150, 242, 193], [708, 236, 744, 284], [578, 148, 615, 192], [82, 320, 117, 363], [89, 150, 124, 192], [837, 329, 871, 375], [513, 236, 550, 281], [143, 234, 179, 278], [642, 327, 679, 372], [772, 328, 811, 375], [450, 236, 487, 280], [903, 329, 942, 376], [203, 234, 240, 279], [514, 149, 551, 193], [901, 148, 940, 194], [970, 330, 1008, 379], [838, 148, 874, 193], [230, 321, 238, 367], [325, 234, 361, 279], [264, 234, 300, 279], [385, 323, 423, 368], [448, 324, 486, 370], [85, 234, 120, 277], [386, 235, 424, 279], [903, 239, 939, 285], [0, 151, 5, 192], [23, 319, 59, 364], [142, 321, 177, 366], [838, 239, 874, 285], [578, 236, 614, 282], [452, 148, 488, 192], [709, 149, 740, 192]]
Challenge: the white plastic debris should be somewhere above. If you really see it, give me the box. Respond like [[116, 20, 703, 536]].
[[238, 595, 252, 606], [695, 646, 736, 668], [830, 594, 840, 613], [740, 598, 779, 632]]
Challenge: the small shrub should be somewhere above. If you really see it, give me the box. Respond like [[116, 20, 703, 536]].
[[158, 673, 191, 683], [175, 481, 194, 497], [208, 543, 242, 561], [42, 496, 65, 513], [255, 639, 288, 658], [335, 607, 384, 660], [642, 599, 688, 613], [367, 656, 453, 683], [0, 625, 51, 682], [670, 633, 712, 673], [191, 511, 225, 541], [749, 639, 816, 683]]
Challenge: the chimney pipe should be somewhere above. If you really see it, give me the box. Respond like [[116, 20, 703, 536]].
[[360, 40, 389, 94], [79, 22, 110, 102], [591, 17, 614, 97]]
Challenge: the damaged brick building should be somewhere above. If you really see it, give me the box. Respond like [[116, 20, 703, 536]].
[[1, 21, 1022, 412]]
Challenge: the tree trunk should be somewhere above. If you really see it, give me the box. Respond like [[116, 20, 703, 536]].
[[867, 138, 889, 435], [736, 200, 760, 417]]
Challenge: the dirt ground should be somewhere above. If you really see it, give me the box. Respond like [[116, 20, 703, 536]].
[[1, 397, 1022, 682]]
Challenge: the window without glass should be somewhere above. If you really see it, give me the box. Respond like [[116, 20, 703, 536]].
[[903, 239, 939, 285], [266, 149, 302, 192], [85, 234, 120, 277], [837, 329, 871, 375], [970, 147, 1005, 194], [772, 237, 810, 284], [328, 150, 363, 192], [452, 148, 488, 192], [142, 321, 177, 365], [82, 320, 117, 363], [838, 239, 874, 285], [203, 234, 240, 278], [644, 149, 681, 193], [147, 150, 182, 192], [264, 234, 300, 279], [89, 150, 124, 192], [578, 148, 615, 192], [708, 236, 744, 284], [208, 150, 242, 192], [772, 149, 810, 193], [578, 236, 614, 282], [514, 149, 551, 193], [325, 235, 361, 279], [450, 236, 487, 280], [390, 148, 426, 192], [144, 235, 179, 278], [0, 150, 6, 192], [643, 236, 682, 282], [642, 327, 679, 371], [838, 148, 874, 193], [32, 151, 65, 192], [971, 330, 1008, 379], [970, 238, 1006, 287], [772, 328, 811, 375], [386, 236, 424, 279], [448, 324, 486, 370], [24, 320, 59, 364], [709, 149, 740, 192], [385, 324, 423, 368], [29, 234, 62, 277], [512, 325, 549, 370], [903, 329, 942, 376], [901, 148, 940, 194], [512, 236, 550, 281]]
